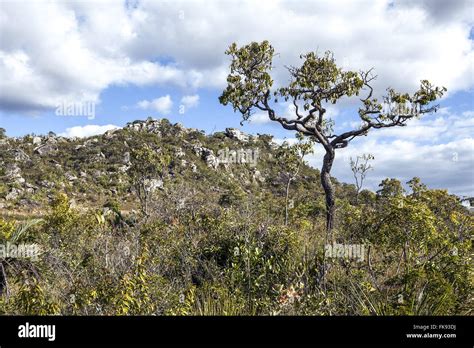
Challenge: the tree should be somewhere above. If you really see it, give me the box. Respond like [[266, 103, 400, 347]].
[[376, 178, 405, 198], [275, 133, 314, 225], [407, 177, 427, 197], [350, 153, 374, 202], [219, 41, 446, 237], [128, 145, 170, 217], [0, 128, 6, 139]]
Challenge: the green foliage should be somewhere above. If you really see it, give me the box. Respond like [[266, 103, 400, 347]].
[[115, 245, 155, 315], [219, 41, 274, 122], [376, 178, 405, 198], [12, 277, 60, 315], [0, 218, 15, 241], [279, 51, 364, 105], [44, 193, 78, 242], [0, 174, 471, 316]]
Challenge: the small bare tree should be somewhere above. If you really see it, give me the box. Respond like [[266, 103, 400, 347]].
[[276, 133, 315, 225], [128, 144, 170, 217], [350, 154, 374, 202]]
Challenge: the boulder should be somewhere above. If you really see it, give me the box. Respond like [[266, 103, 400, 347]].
[[11, 149, 30, 162], [5, 187, 22, 201], [123, 152, 131, 164], [144, 178, 163, 192], [104, 128, 119, 139], [39, 180, 55, 188], [225, 128, 249, 142], [32, 136, 42, 145], [34, 143, 57, 156], [5, 163, 21, 178], [65, 172, 78, 182], [202, 148, 219, 169]]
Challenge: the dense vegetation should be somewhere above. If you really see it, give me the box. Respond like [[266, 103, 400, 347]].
[[0, 119, 472, 315]]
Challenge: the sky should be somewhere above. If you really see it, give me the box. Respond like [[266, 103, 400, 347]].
[[0, 0, 473, 196]]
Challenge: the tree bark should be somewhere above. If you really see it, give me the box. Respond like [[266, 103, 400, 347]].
[[321, 148, 336, 240]]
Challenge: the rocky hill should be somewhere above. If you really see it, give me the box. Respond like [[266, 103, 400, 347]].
[[0, 117, 344, 217]]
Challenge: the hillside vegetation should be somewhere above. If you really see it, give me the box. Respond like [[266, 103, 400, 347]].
[[0, 118, 472, 315]]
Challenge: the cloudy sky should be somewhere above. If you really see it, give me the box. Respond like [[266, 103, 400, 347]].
[[0, 0, 473, 195]]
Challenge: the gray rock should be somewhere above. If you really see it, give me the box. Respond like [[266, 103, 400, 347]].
[[202, 149, 219, 169], [56, 136, 68, 143], [123, 152, 131, 164], [192, 146, 218, 169], [175, 148, 185, 158], [125, 119, 162, 135], [65, 172, 78, 181], [10, 149, 30, 162], [39, 180, 55, 188], [32, 136, 42, 145], [225, 128, 249, 142], [174, 122, 185, 131], [118, 165, 130, 173], [93, 152, 106, 161], [24, 182, 37, 193], [192, 144, 203, 157], [104, 128, 119, 139], [5, 163, 21, 178], [252, 170, 265, 183], [92, 170, 103, 178], [84, 138, 98, 147], [45, 136, 58, 145], [34, 143, 57, 156], [144, 178, 163, 193], [5, 187, 22, 201], [25, 182, 37, 189]]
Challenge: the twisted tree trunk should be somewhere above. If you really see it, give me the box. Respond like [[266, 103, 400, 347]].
[[321, 148, 336, 240]]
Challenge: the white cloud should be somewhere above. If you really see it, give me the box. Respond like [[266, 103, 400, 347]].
[[273, 137, 298, 146], [306, 108, 474, 195], [249, 112, 271, 125], [180, 94, 200, 109], [137, 95, 173, 114], [0, 0, 473, 113], [59, 124, 120, 138]]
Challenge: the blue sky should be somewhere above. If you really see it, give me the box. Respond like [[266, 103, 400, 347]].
[[0, 0, 472, 195]]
